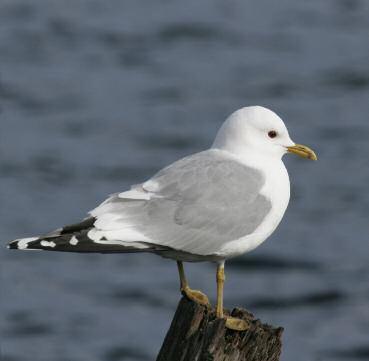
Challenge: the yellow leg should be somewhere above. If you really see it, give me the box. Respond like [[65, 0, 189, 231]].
[[216, 262, 249, 331], [177, 261, 210, 307], [216, 262, 225, 318]]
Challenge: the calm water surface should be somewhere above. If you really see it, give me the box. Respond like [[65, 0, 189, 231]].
[[1, 1, 369, 360]]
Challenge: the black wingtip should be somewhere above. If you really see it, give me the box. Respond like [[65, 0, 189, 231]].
[[7, 241, 18, 250], [6, 237, 41, 250]]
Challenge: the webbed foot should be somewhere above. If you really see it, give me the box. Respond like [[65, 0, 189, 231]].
[[225, 316, 249, 331], [181, 286, 211, 307]]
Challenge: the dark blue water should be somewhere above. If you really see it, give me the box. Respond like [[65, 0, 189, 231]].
[[1, 1, 369, 360]]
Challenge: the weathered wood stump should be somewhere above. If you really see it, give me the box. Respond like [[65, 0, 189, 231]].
[[157, 297, 283, 361]]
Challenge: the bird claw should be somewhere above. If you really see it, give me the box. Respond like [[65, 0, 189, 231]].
[[181, 287, 211, 307], [225, 317, 249, 331]]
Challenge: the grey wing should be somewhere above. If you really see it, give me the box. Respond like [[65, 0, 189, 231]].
[[90, 150, 272, 256]]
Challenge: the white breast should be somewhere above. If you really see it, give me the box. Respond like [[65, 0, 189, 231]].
[[217, 154, 291, 258]]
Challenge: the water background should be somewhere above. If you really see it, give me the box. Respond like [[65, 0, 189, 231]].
[[1, 1, 369, 360]]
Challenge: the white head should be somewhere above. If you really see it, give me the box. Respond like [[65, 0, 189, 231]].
[[213, 106, 317, 161]]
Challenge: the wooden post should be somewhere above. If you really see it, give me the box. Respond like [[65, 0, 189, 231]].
[[157, 297, 283, 361]]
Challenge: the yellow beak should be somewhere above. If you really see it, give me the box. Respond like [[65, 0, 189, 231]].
[[287, 144, 317, 161]]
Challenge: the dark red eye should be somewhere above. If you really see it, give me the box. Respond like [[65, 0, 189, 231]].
[[268, 130, 277, 139]]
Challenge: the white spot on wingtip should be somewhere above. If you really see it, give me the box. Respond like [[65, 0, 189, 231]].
[[69, 236, 79, 246], [16, 237, 39, 250], [88, 229, 103, 242], [40, 240, 56, 248]]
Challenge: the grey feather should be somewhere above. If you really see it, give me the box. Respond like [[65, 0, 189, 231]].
[[92, 150, 272, 256]]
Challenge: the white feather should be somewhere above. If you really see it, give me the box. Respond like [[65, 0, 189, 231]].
[[119, 188, 151, 200], [14, 237, 39, 250], [40, 240, 56, 248], [69, 236, 79, 245]]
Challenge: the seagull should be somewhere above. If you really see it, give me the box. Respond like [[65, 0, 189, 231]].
[[8, 106, 317, 331]]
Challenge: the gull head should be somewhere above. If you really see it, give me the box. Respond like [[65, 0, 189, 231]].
[[213, 106, 317, 161]]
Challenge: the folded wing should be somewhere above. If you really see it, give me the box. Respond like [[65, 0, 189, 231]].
[[90, 149, 272, 256]]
